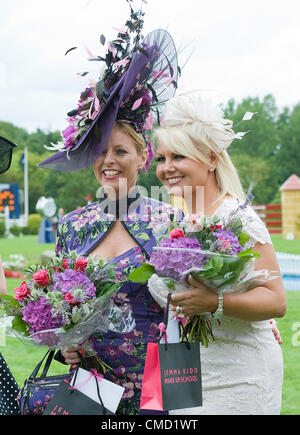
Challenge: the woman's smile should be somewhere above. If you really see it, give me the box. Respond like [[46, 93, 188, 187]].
[[166, 176, 185, 186], [102, 169, 122, 180]]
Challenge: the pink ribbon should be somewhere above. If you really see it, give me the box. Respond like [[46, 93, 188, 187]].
[[70, 368, 104, 391], [159, 322, 168, 343], [175, 315, 187, 326]]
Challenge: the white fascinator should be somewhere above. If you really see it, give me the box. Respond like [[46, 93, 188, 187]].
[[162, 91, 256, 154]]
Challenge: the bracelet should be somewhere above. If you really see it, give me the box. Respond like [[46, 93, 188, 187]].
[[212, 291, 223, 320]]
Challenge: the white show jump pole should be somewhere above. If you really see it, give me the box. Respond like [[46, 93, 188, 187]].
[[24, 147, 29, 223]]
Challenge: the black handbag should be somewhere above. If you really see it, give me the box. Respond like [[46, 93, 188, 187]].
[[19, 350, 70, 415]]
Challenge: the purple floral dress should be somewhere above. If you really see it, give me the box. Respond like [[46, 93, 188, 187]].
[[55, 191, 182, 415]]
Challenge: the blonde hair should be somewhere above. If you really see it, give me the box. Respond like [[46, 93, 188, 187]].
[[154, 93, 246, 201], [115, 120, 147, 154]]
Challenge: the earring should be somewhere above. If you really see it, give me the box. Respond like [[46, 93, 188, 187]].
[[209, 167, 215, 172]]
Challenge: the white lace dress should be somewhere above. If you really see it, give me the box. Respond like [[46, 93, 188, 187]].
[[169, 199, 284, 415]]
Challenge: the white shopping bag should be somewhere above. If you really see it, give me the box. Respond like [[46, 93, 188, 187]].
[[71, 368, 125, 413]]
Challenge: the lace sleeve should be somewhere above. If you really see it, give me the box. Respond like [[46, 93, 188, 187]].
[[240, 206, 272, 249], [217, 199, 272, 250]]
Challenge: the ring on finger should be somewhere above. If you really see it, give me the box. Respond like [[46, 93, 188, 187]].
[[175, 305, 185, 318]]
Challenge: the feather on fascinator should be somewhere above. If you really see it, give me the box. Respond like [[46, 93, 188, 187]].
[[38, 2, 179, 172], [162, 92, 256, 154]]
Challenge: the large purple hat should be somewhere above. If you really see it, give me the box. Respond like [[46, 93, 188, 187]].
[[0, 136, 17, 174], [38, 5, 179, 172]]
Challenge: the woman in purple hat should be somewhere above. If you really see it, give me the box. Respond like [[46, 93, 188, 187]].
[[39, 7, 182, 414]]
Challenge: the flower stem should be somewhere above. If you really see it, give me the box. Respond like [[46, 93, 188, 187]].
[[182, 314, 214, 347]]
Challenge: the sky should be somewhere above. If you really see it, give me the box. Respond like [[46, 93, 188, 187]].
[[0, 0, 300, 134]]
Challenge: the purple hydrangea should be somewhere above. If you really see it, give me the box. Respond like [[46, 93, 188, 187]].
[[211, 229, 242, 256], [22, 296, 64, 334], [51, 269, 96, 303], [150, 237, 204, 281]]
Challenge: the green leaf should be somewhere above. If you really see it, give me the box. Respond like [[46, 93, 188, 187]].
[[11, 315, 27, 333], [239, 232, 250, 246], [162, 278, 175, 290], [128, 263, 155, 283], [0, 295, 21, 315], [238, 248, 261, 258], [212, 256, 224, 273], [135, 232, 150, 241]]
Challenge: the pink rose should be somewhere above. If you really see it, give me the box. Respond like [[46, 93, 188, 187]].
[[64, 293, 75, 304], [62, 259, 69, 270], [169, 228, 185, 239], [14, 281, 31, 301], [32, 269, 50, 287], [75, 258, 88, 272]]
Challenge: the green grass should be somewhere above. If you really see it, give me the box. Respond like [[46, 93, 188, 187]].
[[0, 234, 55, 264], [0, 234, 300, 414], [276, 291, 300, 415], [0, 236, 62, 389], [271, 234, 300, 255]]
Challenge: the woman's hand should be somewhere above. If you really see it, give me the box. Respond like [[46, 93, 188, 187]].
[[60, 347, 81, 369], [169, 276, 218, 317], [270, 319, 283, 345]]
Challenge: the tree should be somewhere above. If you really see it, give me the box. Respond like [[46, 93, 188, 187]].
[[0, 147, 50, 213], [0, 121, 28, 148], [224, 95, 281, 202], [275, 104, 300, 184], [43, 166, 101, 213], [1, 93, 299, 211], [230, 153, 274, 203], [137, 157, 162, 197], [23, 128, 62, 154], [224, 95, 279, 160]]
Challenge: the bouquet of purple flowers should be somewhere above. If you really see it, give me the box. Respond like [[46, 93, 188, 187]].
[[0, 251, 135, 371], [129, 203, 280, 346]]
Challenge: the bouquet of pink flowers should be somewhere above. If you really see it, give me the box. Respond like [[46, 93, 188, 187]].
[[129, 201, 280, 346], [0, 251, 134, 371]]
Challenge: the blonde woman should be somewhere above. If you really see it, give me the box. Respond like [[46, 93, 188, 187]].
[[154, 92, 286, 415]]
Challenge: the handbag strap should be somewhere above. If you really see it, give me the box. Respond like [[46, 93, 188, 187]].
[[164, 293, 171, 328], [159, 292, 191, 350], [158, 293, 172, 348], [94, 374, 107, 415], [28, 349, 56, 381]]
